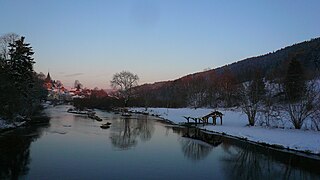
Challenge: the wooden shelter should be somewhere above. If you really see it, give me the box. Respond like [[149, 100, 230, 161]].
[[202, 111, 223, 125], [183, 111, 223, 125]]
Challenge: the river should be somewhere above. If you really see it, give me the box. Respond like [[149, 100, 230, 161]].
[[0, 105, 319, 179]]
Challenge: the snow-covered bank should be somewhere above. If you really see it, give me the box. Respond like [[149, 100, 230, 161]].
[[130, 107, 320, 155], [0, 118, 15, 129], [0, 117, 26, 132], [130, 107, 248, 125]]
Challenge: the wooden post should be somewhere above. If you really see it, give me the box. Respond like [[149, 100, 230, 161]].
[[213, 115, 221, 125]]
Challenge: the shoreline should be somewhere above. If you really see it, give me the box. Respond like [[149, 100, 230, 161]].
[[199, 127, 320, 160], [2, 105, 319, 159], [129, 107, 320, 159]]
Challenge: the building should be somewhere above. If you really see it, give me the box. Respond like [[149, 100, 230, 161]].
[[43, 72, 71, 101]]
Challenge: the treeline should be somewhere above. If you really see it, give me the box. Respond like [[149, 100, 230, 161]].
[[73, 96, 123, 111], [131, 57, 320, 130], [0, 33, 47, 121], [131, 37, 320, 108], [126, 38, 320, 130], [131, 68, 238, 108], [71, 37, 320, 129], [216, 37, 320, 82]]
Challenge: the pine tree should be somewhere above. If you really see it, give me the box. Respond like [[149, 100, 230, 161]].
[[284, 58, 306, 102], [0, 36, 37, 119], [8, 36, 35, 91]]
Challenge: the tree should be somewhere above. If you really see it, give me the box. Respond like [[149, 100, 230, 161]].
[[110, 71, 139, 107], [74, 80, 83, 90], [239, 70, 266, 126], [217, 68, 238, 107], [259, 82, 281, 127], [0, 33, 20, 59], [311, 55, 320, 130], [0, 36, 45, 119], [206, 70, 219, 107], [8, 36, 35, 97], [282, 58, 317, 129], [284, 58, 306, 103], [283, 81, 319, 129], [37, 72, 46, 80]]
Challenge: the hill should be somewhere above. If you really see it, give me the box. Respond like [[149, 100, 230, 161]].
[[132, 37, 320, 108]]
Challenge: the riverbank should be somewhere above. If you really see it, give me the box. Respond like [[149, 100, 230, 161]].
[[0, 118, 26, 133], [130, 107, 320, 155], [0, 103, 50, 133]]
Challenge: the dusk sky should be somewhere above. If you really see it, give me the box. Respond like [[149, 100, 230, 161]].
[[1, 0, 320, 89]]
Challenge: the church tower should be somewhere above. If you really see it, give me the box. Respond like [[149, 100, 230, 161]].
[[44, 72, 53, 90], [45, 72, 52, 83]]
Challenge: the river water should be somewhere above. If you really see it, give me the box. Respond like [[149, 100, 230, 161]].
[[0, 105, 319, 179]]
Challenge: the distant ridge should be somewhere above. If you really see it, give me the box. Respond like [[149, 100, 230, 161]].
[[137, 37, 320, 90], [130, 37, 320, 107]]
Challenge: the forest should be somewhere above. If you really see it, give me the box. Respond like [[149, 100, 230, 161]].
[[131, 37, 320, 109]]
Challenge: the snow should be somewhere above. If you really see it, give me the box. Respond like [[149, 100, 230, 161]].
[[130, 107, 248, 126], [0, 117, 27, 130], [200, 125, 320, 154], [0, 118, 15, 129], [2, 105, 319, 154], [130, 107, 320, 154]]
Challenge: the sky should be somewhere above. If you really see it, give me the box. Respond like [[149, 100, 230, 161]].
[[1, 0, 320, 89]]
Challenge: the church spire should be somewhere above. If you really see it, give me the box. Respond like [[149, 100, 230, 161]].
[[45, 72, 52, 83]]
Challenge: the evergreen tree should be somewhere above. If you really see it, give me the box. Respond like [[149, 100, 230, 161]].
[[8, 36, 35, 92], [0, 36, 45, 119], [284, 58, 306, 102]]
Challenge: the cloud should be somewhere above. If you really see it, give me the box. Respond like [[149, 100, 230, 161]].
[[64, 73, 84, 77]]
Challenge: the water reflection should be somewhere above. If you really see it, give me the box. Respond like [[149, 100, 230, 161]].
[[179, 137, 213, 161], [1, 106, 319, 179], [110, 115, 155, 150], [0, 124, 49, 179], [222, 137, 320, 180], [170, 126, 320, 179], [137, 116, 155, 142], [110, 118, 137, 150], [174, 127, 222, 161]]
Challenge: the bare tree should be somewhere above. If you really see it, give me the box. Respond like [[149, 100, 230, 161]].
[[37, 72, 46, 80], [217, 68, 238, 107], [238, 71, 266, 126], [281, 81, 319, 129], [281, 58, 319, 129], [74, 80, 83, 90], [0, 33, 20, 59], [110, 70, 139, 106], [285, 81, 320, 129], [258, 82, 281, 127], [311, 106, 320, 131]]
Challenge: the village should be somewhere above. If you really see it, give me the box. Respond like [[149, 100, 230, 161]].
[[42, 72, 108, 102]]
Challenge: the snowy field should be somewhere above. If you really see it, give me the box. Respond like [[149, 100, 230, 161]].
[[130, 107, 320, 155]]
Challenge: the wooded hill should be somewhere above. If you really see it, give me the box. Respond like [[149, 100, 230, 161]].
[[131, 37, 320, 108]]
